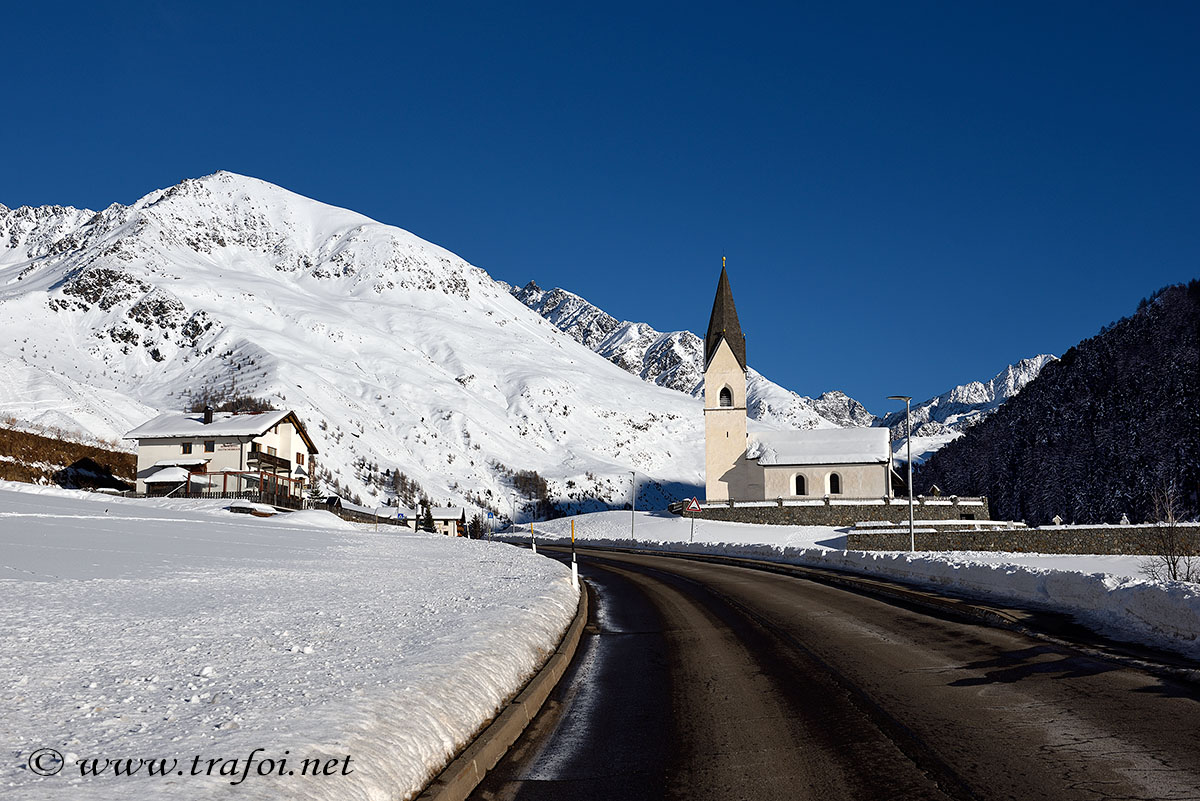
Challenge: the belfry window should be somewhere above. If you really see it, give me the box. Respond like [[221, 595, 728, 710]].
[[719, 387, 733, 407], [795, 475, 806, 496], [828, 473, 842, 495]]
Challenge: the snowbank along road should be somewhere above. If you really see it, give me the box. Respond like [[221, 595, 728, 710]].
[[471, 548, 1200, 801]]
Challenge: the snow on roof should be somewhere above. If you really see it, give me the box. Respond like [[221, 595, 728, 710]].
[[430, 507, 465, 520], [142, 466, 201, 483], [151, 458, 211, 468], [125, 410, 292, 440], [748, 427, 891, 466]]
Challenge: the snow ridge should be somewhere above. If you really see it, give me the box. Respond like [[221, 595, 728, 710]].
[[511, 281, 877, 430], [882, 355, 1057, 438]]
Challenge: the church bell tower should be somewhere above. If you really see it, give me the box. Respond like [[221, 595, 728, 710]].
[[703, 259, 747, 501]]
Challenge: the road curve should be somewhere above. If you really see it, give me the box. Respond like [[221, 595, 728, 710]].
[[470, 548, 1200, 801]]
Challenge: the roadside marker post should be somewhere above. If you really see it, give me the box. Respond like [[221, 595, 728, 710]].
[[530, 521, 537, 554], [570, 519, 579, 589]]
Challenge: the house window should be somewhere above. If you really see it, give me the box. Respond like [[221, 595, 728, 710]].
[[296, 453, 305, 466], [828, 473, 842, 495], [795, 475, 806, 496], [181, 442, 193, 454], [719, 387, 733, 407], [204, 441, 215, 453], [267, 446, 277, 456]]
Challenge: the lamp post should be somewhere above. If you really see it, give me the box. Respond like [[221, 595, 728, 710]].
[[887, 395, 914, 552], [630, 470, 636, 545]]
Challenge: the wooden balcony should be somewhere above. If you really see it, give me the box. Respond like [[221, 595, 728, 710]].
[[246, 450, 291, 472]]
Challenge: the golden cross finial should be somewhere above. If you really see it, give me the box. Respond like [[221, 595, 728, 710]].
[[722, 255, 726, 269]]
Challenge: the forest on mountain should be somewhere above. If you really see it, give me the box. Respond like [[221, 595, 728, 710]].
[[915, 281, 1200, 525]]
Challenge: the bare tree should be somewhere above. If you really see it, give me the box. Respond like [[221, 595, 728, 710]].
[[1140, 481, 1199, 582]]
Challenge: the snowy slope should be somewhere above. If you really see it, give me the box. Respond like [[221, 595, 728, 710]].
[[0, 172, 706, 512], [511, 281, 877, 429], [0, 481, 577, 800]]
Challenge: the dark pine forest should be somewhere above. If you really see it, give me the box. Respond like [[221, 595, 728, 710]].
[[915, 281, 1200, 526]]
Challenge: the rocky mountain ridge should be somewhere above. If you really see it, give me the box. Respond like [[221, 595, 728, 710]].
[[512, 281, 878, 430]]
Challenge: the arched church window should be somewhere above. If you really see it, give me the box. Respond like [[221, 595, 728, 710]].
[[795, 475, 806, 496], [828, 473, 842, 495], [719, 387, 733, 407]]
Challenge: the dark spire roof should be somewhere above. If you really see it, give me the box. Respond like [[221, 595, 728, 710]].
[[705, 264, 746, 370]]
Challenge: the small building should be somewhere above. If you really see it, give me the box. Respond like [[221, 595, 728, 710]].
[[430, 507, 466, 537], [125, 408, 317, 504]]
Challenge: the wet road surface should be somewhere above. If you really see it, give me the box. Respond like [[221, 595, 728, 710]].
[[471, 548, 1200, 801]]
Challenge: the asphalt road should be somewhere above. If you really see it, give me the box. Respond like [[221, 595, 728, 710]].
[[470, 548, 1200, 801]]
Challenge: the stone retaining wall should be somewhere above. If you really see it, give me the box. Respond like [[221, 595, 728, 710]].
[[682, 497, 990, 528], [847, 524, 1200, 555]]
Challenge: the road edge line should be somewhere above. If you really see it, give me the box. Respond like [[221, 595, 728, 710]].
[[415, 582, 589, 801]]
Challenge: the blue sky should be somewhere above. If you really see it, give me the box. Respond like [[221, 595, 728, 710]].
[[3, 2, 1197, 415]]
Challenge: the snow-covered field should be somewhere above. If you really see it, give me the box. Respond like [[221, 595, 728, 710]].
[[0, 481, 577, 800], [522, 511, 1200, 661]]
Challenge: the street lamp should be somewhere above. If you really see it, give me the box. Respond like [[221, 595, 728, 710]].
[[887, 395, 915, 552], [630, 470, 637, 545]]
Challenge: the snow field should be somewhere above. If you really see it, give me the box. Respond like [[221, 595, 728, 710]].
[[0, 482, 578, 800], [523, 511, 1200, 661]]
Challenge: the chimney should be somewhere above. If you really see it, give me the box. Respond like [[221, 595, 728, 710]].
[[203, 406, 213, 425]]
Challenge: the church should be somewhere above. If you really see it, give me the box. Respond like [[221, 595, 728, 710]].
[[704, 263, 894, 502]]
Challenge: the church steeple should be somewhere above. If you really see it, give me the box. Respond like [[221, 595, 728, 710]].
[[705, 258, 746, 370]]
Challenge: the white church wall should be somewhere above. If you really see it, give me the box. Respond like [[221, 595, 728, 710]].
[[762, 463, 890, 499]]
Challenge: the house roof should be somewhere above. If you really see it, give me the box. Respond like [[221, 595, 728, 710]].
[[705, 265, 746, 371], [124, 410, 317, 453], [430, 507, 465, 520], [747, 427, 891, 466]]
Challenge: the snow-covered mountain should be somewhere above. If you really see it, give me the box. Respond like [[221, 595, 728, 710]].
[[511, 282, 1055, 463], [882, 355, 1057, 462], [512, 281, 878, 430], [0, 172, 711, 513]]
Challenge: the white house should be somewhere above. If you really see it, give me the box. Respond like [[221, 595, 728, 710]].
[[703, 263, 893, 502], [125, 408, 317, 501], [430, 507, 466, 537]]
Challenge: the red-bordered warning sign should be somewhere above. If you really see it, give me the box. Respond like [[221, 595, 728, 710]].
[[686, 497, 701, 512]]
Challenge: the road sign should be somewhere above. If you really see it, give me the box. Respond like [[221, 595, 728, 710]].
[[487, 511, 494, 518], [686, 497, 701, 512]]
